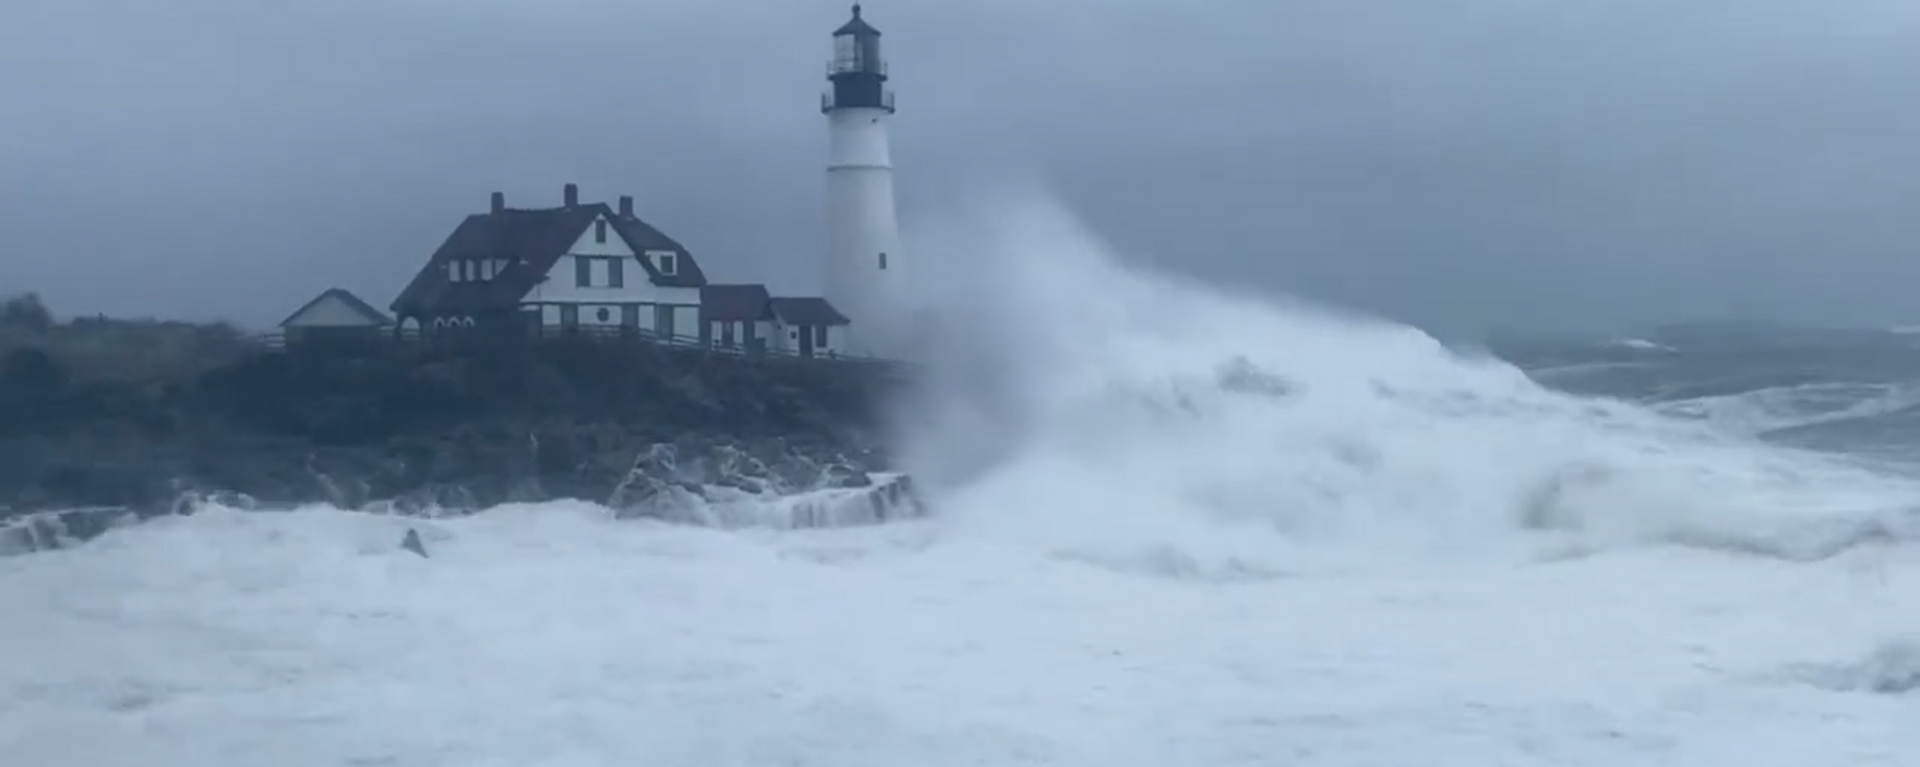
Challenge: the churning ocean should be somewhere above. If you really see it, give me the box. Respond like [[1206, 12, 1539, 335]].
[[5, 198, 1920, 766]]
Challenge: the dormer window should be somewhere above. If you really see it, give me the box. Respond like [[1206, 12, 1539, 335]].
[[644, 250, 677, 276]]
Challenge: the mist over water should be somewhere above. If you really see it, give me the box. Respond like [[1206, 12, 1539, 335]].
[[894, 193, 1920, 576]]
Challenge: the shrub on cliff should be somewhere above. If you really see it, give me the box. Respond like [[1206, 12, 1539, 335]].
[[0, 294, 258, 391], [1, 293, 53, 334], [2, 290, 895, 446]]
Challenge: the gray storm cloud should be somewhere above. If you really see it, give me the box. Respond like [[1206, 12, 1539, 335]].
[[2, 0, 1916, 336]]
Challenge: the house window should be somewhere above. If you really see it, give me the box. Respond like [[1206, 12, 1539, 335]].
[[878, 252, 887, 270], [447, 261, 462, 282], [596, 307, 611, 323], [608, 258, 624, 288], [814, 326, 828, 346], [594, 220, 607, 243], [659, 254, 676, 275], [464, 260, 478, 281], [480, 260, 494, 280], [575, 256, 591, 287], [720, 322, 736, 346]]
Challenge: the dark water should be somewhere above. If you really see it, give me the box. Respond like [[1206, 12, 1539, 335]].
[[1493, 325, 1920, 468]]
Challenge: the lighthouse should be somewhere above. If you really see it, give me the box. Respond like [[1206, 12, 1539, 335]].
[[822, 3, 905, 358]]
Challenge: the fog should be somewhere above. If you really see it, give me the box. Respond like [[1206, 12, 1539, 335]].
[[3, 0, 1916, 337]]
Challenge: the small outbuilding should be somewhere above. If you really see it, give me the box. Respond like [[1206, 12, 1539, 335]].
[[279, 288, 393, 350]]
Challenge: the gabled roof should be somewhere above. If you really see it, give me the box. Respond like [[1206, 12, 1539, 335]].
[[280, 288, 393, 328], [390, 200, 708, 316], [700, 284, 774, 322], [768, 296, 852, 326]]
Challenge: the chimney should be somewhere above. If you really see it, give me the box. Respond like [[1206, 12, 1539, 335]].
[[563, 183, 579, 208], [618, 195, 633, 218], [490, 191, 504, 215]]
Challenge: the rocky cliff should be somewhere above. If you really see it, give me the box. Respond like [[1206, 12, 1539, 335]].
[[0, 295, 921, 552]]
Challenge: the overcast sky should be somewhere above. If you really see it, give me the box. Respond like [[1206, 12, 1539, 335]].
[[3, 0, 1918, 337]]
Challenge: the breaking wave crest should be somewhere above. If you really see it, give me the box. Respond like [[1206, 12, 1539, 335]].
[[895, 192, 1920, 576]]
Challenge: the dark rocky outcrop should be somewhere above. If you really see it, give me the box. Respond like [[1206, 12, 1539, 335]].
[[0, 298, 924, 551], [400, 528, 429, 558]]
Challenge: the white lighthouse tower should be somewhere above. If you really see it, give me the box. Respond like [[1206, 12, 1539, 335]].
[[822, 4, 906, 358]]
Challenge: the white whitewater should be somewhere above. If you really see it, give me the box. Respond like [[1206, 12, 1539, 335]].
[[6, 193, 1920, 765]]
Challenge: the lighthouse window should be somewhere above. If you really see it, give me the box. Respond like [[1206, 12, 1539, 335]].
[[878, 252, 887, 270], [833, 36, 856, 72]]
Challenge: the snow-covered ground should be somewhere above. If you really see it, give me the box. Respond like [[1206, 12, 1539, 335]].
[[8, 198, 1920, 765]]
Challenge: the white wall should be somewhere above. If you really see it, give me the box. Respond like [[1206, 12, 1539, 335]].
[[285, 293, 386, 328], [763, 320, 846, 356], [825, 105, 907, 358], [707, 319, 786, 350], [520, 211, 700, 336]]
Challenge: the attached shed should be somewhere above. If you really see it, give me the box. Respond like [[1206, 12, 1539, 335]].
[[766, 296, 852, 358], [280, 288, 393, 350], [699, 283, 775, 351]]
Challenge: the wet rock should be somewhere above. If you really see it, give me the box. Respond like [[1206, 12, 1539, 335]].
[[607, 444, 710, 523], [818, 459, 874, 489], [400, 527, 429, 558], [788, 474, 926, 529], [1214, 356, 1294, 398], [0, 506, 137, 555]]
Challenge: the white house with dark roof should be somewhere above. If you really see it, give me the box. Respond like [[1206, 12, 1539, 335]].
[[391, 184, 712, 338], [388, 183, 857, 357]]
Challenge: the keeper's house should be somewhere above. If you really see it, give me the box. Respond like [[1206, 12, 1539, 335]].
[[384, 184, 852, 357]]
